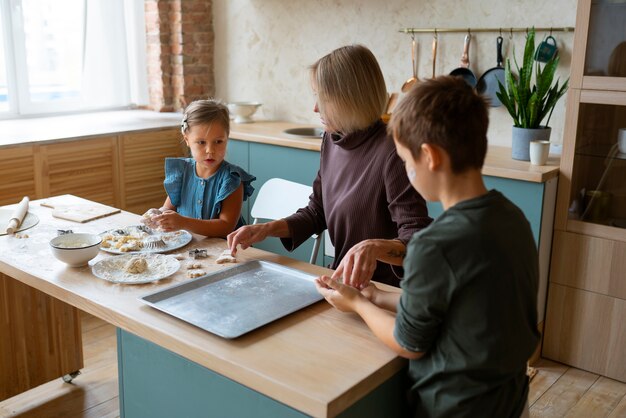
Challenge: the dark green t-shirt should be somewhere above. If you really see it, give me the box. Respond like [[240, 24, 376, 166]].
[[394, 190, 539, 418]]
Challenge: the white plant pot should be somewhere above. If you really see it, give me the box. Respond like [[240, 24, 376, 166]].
[[512, 126, 552, 161]]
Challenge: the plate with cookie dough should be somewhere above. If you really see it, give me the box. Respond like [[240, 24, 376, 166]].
[[99, 225, 192, 254], [92, 254, 180, 284]]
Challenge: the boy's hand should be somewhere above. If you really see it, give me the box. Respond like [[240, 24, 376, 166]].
[[359, 283, 380, 304], [331, 240, 378, 289], [227, 224, 269, 256], [315, 275, 367, 313], [153, 211, 184, 232]]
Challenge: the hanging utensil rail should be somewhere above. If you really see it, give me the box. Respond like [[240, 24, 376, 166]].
[[399, 27, 574, 35]]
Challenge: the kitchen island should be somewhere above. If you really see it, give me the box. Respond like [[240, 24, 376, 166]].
[[0, 196, 406, 417], [228, 121, 560, 335]]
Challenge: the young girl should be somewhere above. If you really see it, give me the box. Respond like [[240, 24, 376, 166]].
[[147, 99, 255, 237]]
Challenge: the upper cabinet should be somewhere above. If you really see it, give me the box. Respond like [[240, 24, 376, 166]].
[[555, 0, 626, 241], [571, 0, 626, 91], [544, 0, 626, 383]]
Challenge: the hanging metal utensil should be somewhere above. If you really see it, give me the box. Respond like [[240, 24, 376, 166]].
[[449, 33, 477, 87], [401, 35, 419, 92], [431, 32, 438, 78]]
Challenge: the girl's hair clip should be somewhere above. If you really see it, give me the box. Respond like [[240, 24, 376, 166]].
[[181, 114, 189, 134]]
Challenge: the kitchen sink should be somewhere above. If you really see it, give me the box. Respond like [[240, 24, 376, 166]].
[[282, 127, 324, 138]]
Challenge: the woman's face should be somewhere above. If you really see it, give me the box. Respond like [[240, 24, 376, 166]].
[[311, 78, 338, 133]]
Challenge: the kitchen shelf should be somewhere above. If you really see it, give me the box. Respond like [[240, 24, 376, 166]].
[[399, 26, 575, 35]]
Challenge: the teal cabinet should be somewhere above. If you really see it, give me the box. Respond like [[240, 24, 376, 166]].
[[249, 143, 322, 266], [117, 329, 406, 418], [227, 139, 251, 224], [228, 139, 325, 266], [426, 176, 547, 244]]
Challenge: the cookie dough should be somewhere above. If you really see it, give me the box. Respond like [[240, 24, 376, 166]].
[[187, 270, 205, 278], [215, 250, 236, 264], [124, 256, 148, 274], [187, 262, 203, 269]]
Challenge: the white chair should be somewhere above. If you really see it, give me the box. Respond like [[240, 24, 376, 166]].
[[251, 178, 322, 264]]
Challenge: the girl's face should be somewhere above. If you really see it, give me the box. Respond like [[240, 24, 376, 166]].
[[184, 122, 228, 178]]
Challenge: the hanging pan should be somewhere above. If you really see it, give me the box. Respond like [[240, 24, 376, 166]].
[[476, 36, 506, 107], [450, 33, 477, 87]]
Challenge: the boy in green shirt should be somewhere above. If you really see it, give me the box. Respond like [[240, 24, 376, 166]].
[[315, 76, 539, 417]]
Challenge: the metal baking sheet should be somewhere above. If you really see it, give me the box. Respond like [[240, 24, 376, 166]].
[[140, 260, 324, 339]]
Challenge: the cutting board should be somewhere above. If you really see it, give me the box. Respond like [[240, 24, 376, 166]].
[[41, 195, 121, 223]]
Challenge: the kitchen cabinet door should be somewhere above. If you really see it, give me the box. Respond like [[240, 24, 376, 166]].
[[119, 129, 186, 215], [39, 137, 120, 207], [248, 142, 324, 266], [0, 145, 38, 206], [0, 273, 83, 400]]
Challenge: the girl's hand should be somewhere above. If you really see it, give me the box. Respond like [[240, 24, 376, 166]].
[[315, 275, 366, 313], [153, 211, 185, 232], [227, 224, 269, 256], [331, 240, 378, 290]]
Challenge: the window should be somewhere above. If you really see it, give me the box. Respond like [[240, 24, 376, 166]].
[[0, 0, 148, 118]]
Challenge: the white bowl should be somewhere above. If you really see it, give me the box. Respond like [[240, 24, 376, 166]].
[[49, 233, 102, 267], [227, 102, 262, 123]]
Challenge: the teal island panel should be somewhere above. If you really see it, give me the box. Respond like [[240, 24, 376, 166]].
[[117, 328, 406, 418]]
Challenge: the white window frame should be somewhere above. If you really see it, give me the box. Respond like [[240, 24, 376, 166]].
[[0, 0, 148, 119]]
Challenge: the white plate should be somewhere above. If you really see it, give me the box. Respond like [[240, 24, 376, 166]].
[[99, 225, 192, 254], [92, 254, 180, 284]]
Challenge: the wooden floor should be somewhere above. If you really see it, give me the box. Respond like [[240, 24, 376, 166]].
[[1, 312, 626, 417]]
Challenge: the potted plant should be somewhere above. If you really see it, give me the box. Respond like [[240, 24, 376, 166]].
[[497, 28, 569, 161]]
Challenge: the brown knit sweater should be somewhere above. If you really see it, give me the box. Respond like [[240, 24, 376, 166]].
[[281, 120, 432, 286]]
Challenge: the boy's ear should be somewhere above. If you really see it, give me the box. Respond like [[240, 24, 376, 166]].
[[421, 143, 442, 171]]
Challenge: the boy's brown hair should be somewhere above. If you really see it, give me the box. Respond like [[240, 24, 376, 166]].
[[389, 76, 489, 174]]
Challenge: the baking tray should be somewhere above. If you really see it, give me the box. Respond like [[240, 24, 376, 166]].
[[140, 260, 324, 339]]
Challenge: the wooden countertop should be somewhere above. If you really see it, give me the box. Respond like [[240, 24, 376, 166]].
[[0, 196, 405, 418], [0, 110, 181, 148], [230, 121, 561, 183], [0, 112, 559, 183]]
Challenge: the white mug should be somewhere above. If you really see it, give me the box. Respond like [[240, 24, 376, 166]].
[[618, 128, 626, 155], [529, 140, 550, 166]]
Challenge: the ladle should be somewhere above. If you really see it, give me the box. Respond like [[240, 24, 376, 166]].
[[401, 35, 418, 92]]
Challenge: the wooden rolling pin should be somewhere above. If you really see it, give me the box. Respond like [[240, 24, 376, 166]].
[[6, 196, 29, 235]]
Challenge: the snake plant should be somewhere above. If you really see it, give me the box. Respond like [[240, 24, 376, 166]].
[[496, 28, 569, 129]]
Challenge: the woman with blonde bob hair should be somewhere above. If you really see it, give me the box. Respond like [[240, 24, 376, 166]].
[[311, 45, 388, 133], [228, 44, 431, 288]]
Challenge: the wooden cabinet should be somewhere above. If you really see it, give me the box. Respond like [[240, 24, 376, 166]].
[[39, 136, 120, 207], [0, 128, 184, 214], [544, 0, 626, 382], [0, 273, 83, 401], [119, 129, 187, 214], [0, 146, 37, 206]]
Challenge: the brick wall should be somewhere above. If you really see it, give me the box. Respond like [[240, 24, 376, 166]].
[[145, 0, 215, 112]]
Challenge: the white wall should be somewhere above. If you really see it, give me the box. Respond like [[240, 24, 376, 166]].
[[213, 0, 576, 146]]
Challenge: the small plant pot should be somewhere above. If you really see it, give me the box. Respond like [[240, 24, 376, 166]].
[[512, 126, 552, 161]]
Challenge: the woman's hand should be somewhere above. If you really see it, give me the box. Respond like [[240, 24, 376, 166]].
[[331, 239, 378, 289], [153, 210, 185, 232], [315, 275, 367, 313], [227, 224, 269, 256]]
